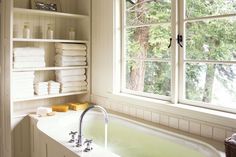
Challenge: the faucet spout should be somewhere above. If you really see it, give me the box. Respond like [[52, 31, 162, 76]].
[[77, 105, 108, 147]]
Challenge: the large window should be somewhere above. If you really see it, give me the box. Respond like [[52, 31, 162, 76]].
[[121, 0, 236, 112]]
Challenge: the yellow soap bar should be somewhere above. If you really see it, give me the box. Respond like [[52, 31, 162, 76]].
[[52, 105, 69, 112], [69, 102, 89, 111]]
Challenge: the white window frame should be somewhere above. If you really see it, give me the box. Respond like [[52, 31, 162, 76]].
[[178, 0, 236, 113], [120, 0, 178, 102], [119, 0, 236, 113]]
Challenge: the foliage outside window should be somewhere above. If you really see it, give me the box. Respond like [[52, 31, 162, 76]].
[[122, 0, 236, 111]]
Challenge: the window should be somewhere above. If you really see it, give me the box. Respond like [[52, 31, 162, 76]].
[[122, 0, 173, 100], [121, 0, 236, 112]]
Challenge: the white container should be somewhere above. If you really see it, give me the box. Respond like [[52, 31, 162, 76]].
[[68, 27, 75, 40], [47, 24, 54, 39], [23, 22, 30, 38]]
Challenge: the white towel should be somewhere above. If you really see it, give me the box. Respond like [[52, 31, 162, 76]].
[[61, 81, 87, 88], [14, 56, 45, 62], [35, 91, 48, 96], [56, 49, 86, 56], [55, 55, 86, 62], [61, 85, 87, 93], [48, 81, 60, 86], [56, 75, 86, 82], [55, 61, 86, 66], [56, 69, 85, 77], [55, 43, 86, 50], [14, 47, 45, 57], [14, 62, 46, 68]]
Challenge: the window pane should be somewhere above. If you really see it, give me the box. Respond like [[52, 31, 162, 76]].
[[186, 0, 236, 18], [126, 25, 171, 59], [185, 63, 236, 108], [126, 60, 171, 96], [186, 18, 236, 61], [126, 0, 171, 26]]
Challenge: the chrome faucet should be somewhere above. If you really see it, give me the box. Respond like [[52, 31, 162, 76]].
[[76, 105, 109, 149]]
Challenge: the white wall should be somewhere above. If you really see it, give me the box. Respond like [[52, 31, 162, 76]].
[[91, 0, 114, 97]]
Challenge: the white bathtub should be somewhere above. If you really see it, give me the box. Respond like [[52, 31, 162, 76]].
[[31, 111, 221, 157]]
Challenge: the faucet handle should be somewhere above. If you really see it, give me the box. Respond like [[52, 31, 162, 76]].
[[68, 131, 77, 143], [83, 139, 93, 152]]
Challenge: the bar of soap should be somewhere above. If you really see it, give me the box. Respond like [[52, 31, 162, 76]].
[[69, 102, 89, 111], [52, 105, 69, 112], [37, 107, 52, 116]]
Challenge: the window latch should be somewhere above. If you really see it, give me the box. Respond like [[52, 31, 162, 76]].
[[168, 38, 172, 48], [177, 35, 183, 47]]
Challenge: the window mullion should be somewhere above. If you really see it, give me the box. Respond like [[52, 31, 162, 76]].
[[170, 0, 179, 104], [178, 0, 185, 102]]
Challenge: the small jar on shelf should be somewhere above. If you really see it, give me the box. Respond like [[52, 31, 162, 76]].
[[23, 22, 31, 38], [68, 27, 76, 40], [47, 24, 54, 39]]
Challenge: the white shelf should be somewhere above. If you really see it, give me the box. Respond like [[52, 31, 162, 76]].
[[13, 8, 89, 19], [13, 38, 88, 43], [12, 66, 88, 72], [13, 91, 88, 102]]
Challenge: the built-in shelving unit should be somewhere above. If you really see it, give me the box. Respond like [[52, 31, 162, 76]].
[[11, 0, 91, 116]]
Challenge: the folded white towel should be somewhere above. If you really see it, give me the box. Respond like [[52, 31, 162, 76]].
[[55, 61, 86, 66], [14, 62, 46, 68], [14, 47, 45, 57], [56, 49, 86, 56], [48, 80, 60, 86], [14, 56, 45, 62], [55, 43, 86, 50], [56, 69, 85, 77], [56, 75, 86, 82], [49, 91, 60, 95], [61, 85, 87, 93], [61, 81, 87, 88], [55, 55, 86, 62]]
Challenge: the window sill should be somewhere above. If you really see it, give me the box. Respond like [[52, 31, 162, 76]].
[[108, 92, 236, 128]]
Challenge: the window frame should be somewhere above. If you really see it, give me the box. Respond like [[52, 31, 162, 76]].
[[120, 0, 178, 102], [119, 0, 236, 113]]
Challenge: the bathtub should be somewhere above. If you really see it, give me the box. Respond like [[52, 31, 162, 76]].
[[31, 111, 221, 157]]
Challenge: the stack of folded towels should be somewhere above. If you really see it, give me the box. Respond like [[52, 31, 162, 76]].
[[56, 69, 87, 93], [55, 43, 87, 66], [12, 72, 35, 99], [34, 82, 48, 95], [48, 81, 60, 94], [13, 47, 46, 69]]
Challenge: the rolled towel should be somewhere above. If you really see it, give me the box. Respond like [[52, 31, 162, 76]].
[[55, 61, 86, 66], [14, 62, 46, 68], [14, 47, 45, 57], [14, 56, 45, 62], [56, 49, 86, 56], [55, 43, 86, 50], [56, 69, 85, 77], [56, 75, 86, 82], [61, 81, 87, 88], [55, 55, 86, 62]]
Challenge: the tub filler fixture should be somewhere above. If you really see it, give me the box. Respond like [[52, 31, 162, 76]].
[[32, 110, 221, 157], [68, 105, 109, 152]]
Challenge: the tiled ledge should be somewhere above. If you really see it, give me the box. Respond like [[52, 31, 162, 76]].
[[91, 94, 236, 144]]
